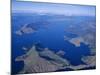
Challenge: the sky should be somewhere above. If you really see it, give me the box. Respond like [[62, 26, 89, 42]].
[[12, 0, 96, 16]]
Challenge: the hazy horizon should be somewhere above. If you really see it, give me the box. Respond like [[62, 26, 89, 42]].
[[12, 1, 96, 16]]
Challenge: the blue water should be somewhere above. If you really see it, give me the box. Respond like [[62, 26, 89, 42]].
[[11, 13, 94, 74]]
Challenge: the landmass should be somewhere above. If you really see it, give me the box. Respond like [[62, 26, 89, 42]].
[[15, 44, 96, 74], [64, 20, 96, 54], [64, 36, 84, 47], [15, 45, 70, 74], [15, 24, 37, 35]]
